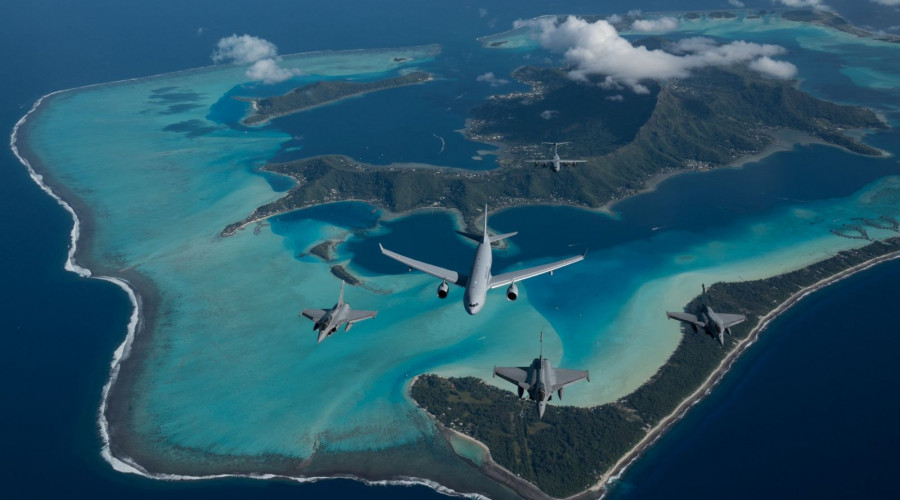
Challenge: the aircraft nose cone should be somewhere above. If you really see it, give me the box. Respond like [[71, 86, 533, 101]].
[[317, 330, 327, 344], [538, 402, 546, 419]]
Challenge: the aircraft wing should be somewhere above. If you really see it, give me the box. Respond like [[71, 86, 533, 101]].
[[718, 313, 746, 328], [345, 309, 377, 324], [301, 309, 328, 322], [494, 366, 531, 389], [552, 368, 590, 391], [666, 311, 706, 328], [379, 244, 468, 286], [489, 254, 585, 288]]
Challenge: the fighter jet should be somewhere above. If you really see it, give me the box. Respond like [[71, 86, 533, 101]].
[[300, 280, 377, 343], [493, 332, 590, 419], [379, 205, 584, 315], [533, 142, 586, 172], [666, 285, 746, 346]]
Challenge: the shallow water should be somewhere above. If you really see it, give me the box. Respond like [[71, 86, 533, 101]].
[[14, 2, 900, 496]]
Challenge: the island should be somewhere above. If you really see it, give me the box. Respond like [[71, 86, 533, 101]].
[[240, 71, 434, 125], [223, 62, 885, 235], [411, 237, 900, 498]]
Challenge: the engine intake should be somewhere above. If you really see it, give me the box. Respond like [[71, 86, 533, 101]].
[[437, 281, 449, 299], [506, 282, 519, 301]]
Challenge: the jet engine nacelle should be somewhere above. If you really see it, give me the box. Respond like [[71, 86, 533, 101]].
[[506, 282, 519, 301], [437, 281, 449, 299]]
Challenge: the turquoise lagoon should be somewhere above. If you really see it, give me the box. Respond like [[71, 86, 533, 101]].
[[19, 11, 900, 480]]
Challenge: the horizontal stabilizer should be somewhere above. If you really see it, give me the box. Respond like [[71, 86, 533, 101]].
[[489, 232, 518, 244], [455, 230, 483, 243]]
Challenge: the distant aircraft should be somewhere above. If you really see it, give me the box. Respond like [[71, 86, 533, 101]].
[[533, 142, 586, 172], [300, 280, 377, 343], [379, 205, 584, 315], [493, 332, 590, 419], [666, 285, 746, 346]]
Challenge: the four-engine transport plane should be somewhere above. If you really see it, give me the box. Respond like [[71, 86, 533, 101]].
[[533, 142, 586, 172], [301, 280, 378, 344], [379, 205, 585, 315], [666, 285, 746, 346], [493, 332, 590, 419]]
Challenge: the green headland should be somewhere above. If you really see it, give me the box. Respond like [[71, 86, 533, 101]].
[[224, 63, 884, 235]]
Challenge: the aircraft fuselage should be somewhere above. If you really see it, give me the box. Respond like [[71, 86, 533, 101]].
[[463, 241, 492, 315]]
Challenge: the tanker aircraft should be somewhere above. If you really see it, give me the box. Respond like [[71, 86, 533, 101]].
[[379, 206, 584, 315], [533, 142, 586, 172]]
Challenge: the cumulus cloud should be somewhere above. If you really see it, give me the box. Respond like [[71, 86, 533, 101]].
[[749, 56, 799, 79], [212, 34, 278, 65], [476, 72, 510, 86], [607, 14, 623, 24], [729, 0, 746, 7], [871, 0, 900, 5], [516, 16, 797, 93], [212, 34, 300, 84], [540, 110, 558, 119], [246, 59, 301, 84], [606, 94, 625, 101], [631, 17, 680, 33], [479, 8, 488, 18], [773, 0, 828, 8]]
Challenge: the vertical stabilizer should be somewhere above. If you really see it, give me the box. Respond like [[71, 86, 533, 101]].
[[483, 204, 489, 243]]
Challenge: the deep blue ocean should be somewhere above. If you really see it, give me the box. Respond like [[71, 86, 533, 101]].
[[3, 0, 899, 498]]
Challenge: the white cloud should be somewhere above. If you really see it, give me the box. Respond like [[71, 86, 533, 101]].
[[212, 34, 278, 65], [871, 0, 900, 5], [631, 17, 680, 33], [476, 72, 510, 86], [773, 0, 828, 9], [627, 10, 643, 17], [607, 14, 623, 24], [196, 27, 205, 36], [540, 110, 558, 119], [748, 56, 799, 79], [606, 95, 625, 101], [517, 17, 797, 93], [246, 59, 302, 84], [729, 0, 746, 7], [479, 8, 488, 18], [212, 34, 301, 84]]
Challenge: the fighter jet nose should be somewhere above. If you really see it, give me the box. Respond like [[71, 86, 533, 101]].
[[538, 403, 546, 419]]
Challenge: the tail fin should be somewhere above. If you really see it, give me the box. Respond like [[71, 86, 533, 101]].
[[483, 204, 489, 243], [338, 280, 345, 304]]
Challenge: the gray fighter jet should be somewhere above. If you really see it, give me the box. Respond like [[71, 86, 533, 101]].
[[379, 206, 584, 315], [493, 333, 590, 419], [533, 142, 586, 172], [666, 285, 746, 346], [301, 280, 377, 343]]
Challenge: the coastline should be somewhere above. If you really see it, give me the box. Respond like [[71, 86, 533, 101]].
[[11, 6, 900, 499], [594, 247, 900, 494]]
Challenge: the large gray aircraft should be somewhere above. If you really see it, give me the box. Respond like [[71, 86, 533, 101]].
[[301, 280, 377, 343], [533, 142, 586, 172], [666, 285, 746, 346], [379, 206, 584, 315], [493, 333, 590, 419]]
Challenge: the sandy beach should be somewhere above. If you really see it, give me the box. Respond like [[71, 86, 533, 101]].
[[590, 247, 900, 496]]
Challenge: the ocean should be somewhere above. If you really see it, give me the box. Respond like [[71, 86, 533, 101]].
[[2, 0, 899, 498]]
